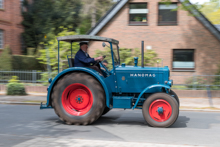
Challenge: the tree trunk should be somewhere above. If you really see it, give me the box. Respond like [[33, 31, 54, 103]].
[[91, 6, 96, 28]]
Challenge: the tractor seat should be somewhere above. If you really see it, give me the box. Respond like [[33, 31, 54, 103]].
[[68, 58, 75, 67]]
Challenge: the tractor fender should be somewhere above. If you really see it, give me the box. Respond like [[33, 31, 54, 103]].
[[133, 84, 171, 109], [46, 67, 110, 107]]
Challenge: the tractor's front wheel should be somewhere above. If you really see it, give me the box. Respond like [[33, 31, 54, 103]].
[[142, 93, 179, 128], [169, 90, 179, 106], [51, 72, 105, 125]]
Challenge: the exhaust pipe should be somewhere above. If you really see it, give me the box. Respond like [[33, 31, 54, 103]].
[[142, 41, 144, 68]]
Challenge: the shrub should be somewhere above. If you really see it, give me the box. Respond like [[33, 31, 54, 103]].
[[7, 76, 27, 95], [185, 76, 206, 89], [213, 64, 220, 87], [12, 55, 45, 70], [94, 47, 159, 69], [0, 46, 12, 70], [38, 71, 57, 86], [0, 46, 44, 70]]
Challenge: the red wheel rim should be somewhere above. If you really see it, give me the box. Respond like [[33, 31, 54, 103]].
[[149, 99, 172, 122], [62, 83, 93, 116]]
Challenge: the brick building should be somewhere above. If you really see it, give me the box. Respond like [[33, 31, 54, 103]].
[[0, 0, 23, 54], [87, 0, 220, 79]]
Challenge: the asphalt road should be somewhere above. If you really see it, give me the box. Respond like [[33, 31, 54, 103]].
[[0, 104, 220, 147]]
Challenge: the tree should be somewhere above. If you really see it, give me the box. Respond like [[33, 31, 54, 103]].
[[95, 47, 159, 69], [201, 0, 220, 24], [37, 28, 78, 72], [21, 0, 82, 54], [37, 28, 79, 84], [78, 0, 115, 34]]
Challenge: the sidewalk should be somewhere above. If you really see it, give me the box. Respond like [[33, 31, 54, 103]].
[[0, 92, 220, 111], [13, 138, 204, 147]]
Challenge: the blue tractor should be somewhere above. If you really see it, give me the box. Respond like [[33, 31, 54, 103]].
[[41, 35, 179, 128]]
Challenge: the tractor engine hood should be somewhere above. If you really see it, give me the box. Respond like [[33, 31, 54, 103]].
[[114, 66, 171, 93]]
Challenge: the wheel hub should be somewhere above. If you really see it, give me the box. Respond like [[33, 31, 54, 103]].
[[157, 107, 164, 114], [62, 83, 93, 116], [149, 99, 172, 122], [76, 95, 84, 104]]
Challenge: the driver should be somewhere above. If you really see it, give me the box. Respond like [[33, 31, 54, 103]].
[[74, 42, 104, 74]]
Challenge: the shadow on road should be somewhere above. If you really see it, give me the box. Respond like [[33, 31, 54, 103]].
[[170, 116, 190, 128], [94, 115, 190, 128], [94, 116, 146, 126], [46, 111, 190, 128]]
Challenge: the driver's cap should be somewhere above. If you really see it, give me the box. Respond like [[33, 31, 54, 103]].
[[79, 41, 89, 46]]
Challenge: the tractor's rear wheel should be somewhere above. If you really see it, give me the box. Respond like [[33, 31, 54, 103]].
[[142, 93, 179, 128], [51, 72, 105, 125]]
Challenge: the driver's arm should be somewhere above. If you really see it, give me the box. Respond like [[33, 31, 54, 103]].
[[77, 55, 95, 64], [95, 56, 104, 61], [76, 53, 103, 64]]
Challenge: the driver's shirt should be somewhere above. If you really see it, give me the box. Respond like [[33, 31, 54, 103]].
[[74, 49, 96, 67]]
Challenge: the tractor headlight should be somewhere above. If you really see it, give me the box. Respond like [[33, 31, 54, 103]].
[[166, 80, 173, 87], [48, 78, 52, 83]]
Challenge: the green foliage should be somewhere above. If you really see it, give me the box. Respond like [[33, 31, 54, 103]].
[[78, 15, 92, 34], [95, 47, 159, 69], [0, 46, 12, 70], [94, 47, 112, 69], [213, 64, 220, 86], [78, 0, 115, 34], [21, 0, 82, 53], [0, 46, 44, 70], [38, 72, 57, 86], [12, 55, 44, 70], [185, 77, 205, 89], [160, 0, 204, 16], [37, 29, 78, 73], [7, 76, 27, 95], [201, 1, 220, 24], [8, 76, 19, 83]]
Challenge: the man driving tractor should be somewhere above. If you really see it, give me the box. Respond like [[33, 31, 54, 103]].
[[74, 42, 104, 74]]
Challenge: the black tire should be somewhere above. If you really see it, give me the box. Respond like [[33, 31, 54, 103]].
[[51, 72, 105, 125], [102, 107, 111, 115], [142, 93, 179, 128], [169, 90, 180, 106]]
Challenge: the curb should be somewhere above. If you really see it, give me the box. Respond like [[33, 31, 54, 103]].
[[0, 101, 41, 105], [1, 101, 220, 112], [180, 108, 220, 112]]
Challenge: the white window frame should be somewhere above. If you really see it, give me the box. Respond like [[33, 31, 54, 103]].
[[129, 9, 148, 14], [0, 30, 3, 49], [129, 3, 148, 24], [173, 62, 195, 69], [0, 0, 4, 9], [159, 4, 177, 10]]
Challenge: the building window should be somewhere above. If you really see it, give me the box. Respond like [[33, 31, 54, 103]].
[[20, 0, 24, 11], [158, 3, 177, 26], [0, 0, 4, 9], [0, 30, 3, 49], [20, 0, 23, 6], [129, 3, 148, 25], [173, 49, 195, 70]]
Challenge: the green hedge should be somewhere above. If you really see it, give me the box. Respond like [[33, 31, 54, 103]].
[[7, 76, 27, 95], [7, 83, 27, 95], [12, 55, 45, 70], [0, 46, 12, 70]]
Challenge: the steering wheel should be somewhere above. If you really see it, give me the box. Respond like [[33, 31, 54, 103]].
[[94, 55, 106, 66]]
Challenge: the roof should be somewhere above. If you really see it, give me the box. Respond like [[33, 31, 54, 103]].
[[87, 0, 128, 35], [87, 0, 220, 42], [215, 25, 220, 31], [57, 35, 119, 44]]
